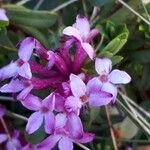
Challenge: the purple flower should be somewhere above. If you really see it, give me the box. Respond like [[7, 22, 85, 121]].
[[63, 15, 99, 60], [36, 112, 94, 150], [21, 93, 55, 134], [89, 58, 131, 103], [0, 37, 36, 80], [65, 74, 112, 112], [0, 8, 9, 21]]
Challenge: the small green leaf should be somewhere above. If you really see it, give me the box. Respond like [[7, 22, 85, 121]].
[[0, 20, 9, 28], [98, 51, 113, 58], [4, 4, 57, 29], [111, 55, 123, 65]]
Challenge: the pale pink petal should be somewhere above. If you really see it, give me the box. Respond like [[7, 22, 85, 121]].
[[36, 135, 61, 150], [88, 91, 112, 107], [21, 94, 41, 111], [102, 82, 118, 103], [44, 112, 55, 134], [17, 85, 33, 100], [86, 29, 99, 42], [18, 37, 35, 61], [95, 58, 112, 75], [18, 62, 32, 79], [63, 26, 82, 41], [109, 69, 131, 84], [26, 112, 43, 134], [86, 77, 102, 95], [0, 134, 7, 143], [6, 139, 21, 150], [0, 79, 24, 93], [47, 51, 55, 70], [65, 96, 82, 115], [81, 43, 95, 60], [73, 15, 90, 40], [70, 74, 86, 97], [0, 8, 8, 21], [42, 93, 55, 111], [55, 93, 65, 112], [68, 112, 83, 138], [76, 133, 95, 143], [0, 62, 18, 80], [55, 113, 67, 129], [58, 137, 73, 150]]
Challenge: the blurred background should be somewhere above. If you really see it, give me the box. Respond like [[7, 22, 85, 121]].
[[0, 0, 150, 150]]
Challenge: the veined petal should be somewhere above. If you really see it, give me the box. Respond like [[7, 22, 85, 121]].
[[89, 91, 112, 107], [18, 37, 35, 61], [58, 137, 73, 150], [0, 8, 9, 21], [109, 69, 131, 84], [0, 79, 24, 93], [0, 134, 7, 143], [21, 94, 41, 111], [42, 93, 55, 111], [73, 15, 90, 40], [95, 58, 112, 75], [18, 62, 32, 79], [26, 112, 43, 134], [55, 113, 67, 129], [82, 43, 95, 60], [68, 112, 83, 138], [70, 74, 86, 97], [63, 26, 82, 42], [76, 133, 95, 143], [44, 112, 55, 134], [0, 62, 18, 80], [36, 135, 61, 150], [86, 29, 99, 42]]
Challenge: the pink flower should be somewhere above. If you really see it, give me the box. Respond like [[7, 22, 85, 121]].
[[89, 58, 131, 103], [0, 37, 36, 80], [36, 112, 94, 150], [0, 8, 9, 21], [22, 93, 55, 134], [65, 74, 112, 112], [63, 15, 99, 60]]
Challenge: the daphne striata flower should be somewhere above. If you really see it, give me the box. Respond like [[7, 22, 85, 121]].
[[21, 93, 55, 134], [36, 112, 94, 150], [63, 15, 99, 60], [89, 58, 131, 103], [0, 37, 36, 80], [65, 74, 112, 112], [0, 8, 9, 21]]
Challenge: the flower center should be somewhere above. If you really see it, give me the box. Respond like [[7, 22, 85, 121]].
[[41, 107, 49, 113], [17, 59, 24, 66], [99, 74, 108, 83], [80, 95, 88, 103]]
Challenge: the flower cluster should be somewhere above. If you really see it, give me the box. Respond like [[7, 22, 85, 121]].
[[0, 15, 131, 150]]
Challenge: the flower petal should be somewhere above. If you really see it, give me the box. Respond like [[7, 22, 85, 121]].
[[95, 58, 112, 75], [36, 135, 61, 150], [76, 133, 95, 143], [0, 62, 18, 81], [88, 91, 112, 107], [0, 8, 9, 21], [0, 134, 7, 143], [73, 15, 90, 40], [18, 62, 32, 79], [58, 137, 73, 150], [70, 74, 86, 97], [42, 93, 55, 111], [26, 112, 43, 134], [44, 111, 55, 134], [86, 29, 99, 42], [18, 37, 35, 61], [55, 93, 65, 112], [6, 139, 21, 150], [67, 112, 83, 138], [63, 26, 82, 41], [109, 69, 131, 84], [81, 43, 95, 60], [21, 94, 41, 111], [0, 79, 24, 93], [55, 113, 67, 129]]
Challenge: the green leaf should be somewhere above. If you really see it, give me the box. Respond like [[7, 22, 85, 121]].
[[4, 4, 57, 29], [0, 20, 9, 28], [101, 32, 129, 55], [0, 28, 16, 54], [98, 51, 113, 58], [111, 55, 123, 65]]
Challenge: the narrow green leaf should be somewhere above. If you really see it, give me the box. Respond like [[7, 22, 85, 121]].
[[111, 55, 123, 65]]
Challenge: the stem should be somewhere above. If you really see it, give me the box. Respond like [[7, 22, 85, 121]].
[[118, 0, 150, 25], [76, 143, 91, 150], [34, 0, 44, 10], [105, 106, 118, 150], [0, 96, 14, 101], [82, 0, 88, 18], [96, 34, 104, 52], [50, 0, 78, 13], [16, 0, 31, 5], [90, 7, 100, 22]]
